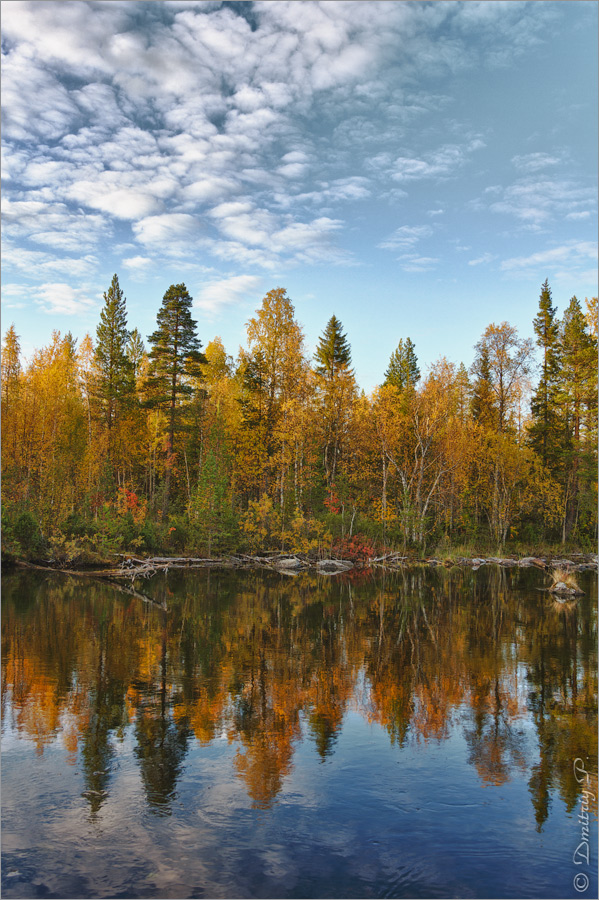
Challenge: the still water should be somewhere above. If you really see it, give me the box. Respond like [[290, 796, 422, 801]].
[[1, 566, 597, 899]]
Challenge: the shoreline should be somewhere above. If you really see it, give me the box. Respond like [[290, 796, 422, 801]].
[[6, 551, 598, 579]]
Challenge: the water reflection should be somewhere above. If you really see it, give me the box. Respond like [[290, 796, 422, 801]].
[[1, 566, 597, 825]]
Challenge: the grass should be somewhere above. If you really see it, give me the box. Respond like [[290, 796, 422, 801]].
[[549, 567, 581, 591]]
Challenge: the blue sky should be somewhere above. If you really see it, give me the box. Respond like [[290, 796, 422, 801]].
[[2, 0, 597, 390]]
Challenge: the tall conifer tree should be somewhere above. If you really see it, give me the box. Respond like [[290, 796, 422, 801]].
[[384, 338, 420, 391], [558, 295, 598, 537], [314, 315, 352, 379], [470, 344, 497, 429], [94, 274, 132, 434], [528, 279, 561, 467], [145, 283, 204, 458], [314, 315, 355, 490]]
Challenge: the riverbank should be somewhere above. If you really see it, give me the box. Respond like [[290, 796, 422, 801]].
[[7, 550, 598, 579]]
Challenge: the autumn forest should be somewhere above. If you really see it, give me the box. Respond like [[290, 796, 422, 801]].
[[1, 279, 597, 562]]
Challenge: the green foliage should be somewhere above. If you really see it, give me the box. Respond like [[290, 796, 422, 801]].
[[470, 343, 497, 428], [528, 279, 562, 467], [314, 315, 352, 378], [94, 274, 134, 431], [145, 283, 205, 446], [7, 509, 47, 557], [188, 448, 238, 555], [384, 337, 420, 392]]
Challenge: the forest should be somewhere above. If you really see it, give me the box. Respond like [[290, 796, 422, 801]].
[[1, 278, 597, 562]]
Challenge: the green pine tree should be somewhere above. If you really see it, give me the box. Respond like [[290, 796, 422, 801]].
[[384, 337, 420, 392], [314, 315, 352, 379], [188, 425, 237, 555], [528, 279, 561, 468], [314, 315, 355, 490], [558, 295, 598, 539], [126, 328, 146, 381], [470, 343, 497, 429], [94, 274, 133, 435], [145, 283, 204, 515]]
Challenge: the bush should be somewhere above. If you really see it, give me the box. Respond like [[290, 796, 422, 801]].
[[331, 533, 379, 562], [12, 510, 46, 557]]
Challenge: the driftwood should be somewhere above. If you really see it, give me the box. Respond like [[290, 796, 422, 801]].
[[15, 559, 167, 609]]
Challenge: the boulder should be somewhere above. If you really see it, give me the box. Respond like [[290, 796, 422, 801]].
[[274, 557, 304, 569], [317, 559, 353, 572]]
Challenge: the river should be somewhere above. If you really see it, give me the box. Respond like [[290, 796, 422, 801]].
[[1, 566, 597, 899]]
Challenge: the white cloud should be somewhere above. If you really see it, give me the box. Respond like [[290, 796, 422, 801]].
[[132, 213, 198, 245], [468, 253, 496, 267], [481, 178, 596, 226], [35, 283, 97, 315], [2, 244, 99, 279], [501, 241, 598, 273], [378, 225, 433, 251], [195, 274, 262, 314], [511, 152, 561, 172], [399, 255, 439, 273], [122, 256, 153, 271], [388, 138, 485, 182], [66, 180, 162, 220]]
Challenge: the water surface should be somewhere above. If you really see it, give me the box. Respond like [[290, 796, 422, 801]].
[[2, 566, 597, 899]]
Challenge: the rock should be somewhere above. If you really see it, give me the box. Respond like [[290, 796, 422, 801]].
[[519, 557, 537, 567], [273, 557, 304, 569], [499, 558, 518, 567], [317, 559, 353, 572]]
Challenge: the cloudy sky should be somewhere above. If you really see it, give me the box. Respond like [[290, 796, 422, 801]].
[[2, 0, 597, 389]]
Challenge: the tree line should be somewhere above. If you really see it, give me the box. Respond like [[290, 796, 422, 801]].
[[2, 566, 595, 821], [1, 278, 597, 558]]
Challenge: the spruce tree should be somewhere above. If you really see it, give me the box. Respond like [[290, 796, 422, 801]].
[[1, 324, 21, 410], [314, 315, 352, 379], [528, 279, 561, 467], [126, 328, 146, 381], [470, 344, 497, 428], [384, 337, 420, 391], [558, 296, 598, 537], [314, 315, 355, 490], [94, 274, 132, 434]]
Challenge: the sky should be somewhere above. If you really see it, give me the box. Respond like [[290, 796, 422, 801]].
[[1, 0, 597, 391]]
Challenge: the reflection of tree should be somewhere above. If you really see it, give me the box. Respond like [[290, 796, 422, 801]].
[[525, 598, 598, 830], [134, 609, 191, 815], [2, 566, 597, 822]]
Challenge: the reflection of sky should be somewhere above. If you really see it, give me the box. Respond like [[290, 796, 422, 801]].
[[3, 697, 593, 900], [2, 567, 597, 899]]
